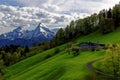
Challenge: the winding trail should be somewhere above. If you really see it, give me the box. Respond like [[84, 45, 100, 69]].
[[86, 58, 103, 74], [86, 58, 120, 78]]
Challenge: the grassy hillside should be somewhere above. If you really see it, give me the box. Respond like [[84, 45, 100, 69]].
[[3, 28, 120, 80]]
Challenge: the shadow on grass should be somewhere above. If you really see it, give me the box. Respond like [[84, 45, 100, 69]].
[[40, 66, 65, 80], [81, 73, 119, 80]]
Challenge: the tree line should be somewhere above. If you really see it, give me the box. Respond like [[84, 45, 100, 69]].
[[38, 2, 120, 50], [0, 45, 29, 75]]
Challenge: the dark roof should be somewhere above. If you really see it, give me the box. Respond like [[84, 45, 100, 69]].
[[80, 42, 105, 46], [79, 42, 105, 50]]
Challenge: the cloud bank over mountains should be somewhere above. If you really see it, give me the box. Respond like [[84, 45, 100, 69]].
[[0, 4, 83, 33], [0, 0, 119, 34]]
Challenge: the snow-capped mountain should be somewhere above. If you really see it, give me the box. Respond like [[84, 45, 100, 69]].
[[0, 23, 55, 47], [0, 26, 24, 40], [32, 23, 54, 39]]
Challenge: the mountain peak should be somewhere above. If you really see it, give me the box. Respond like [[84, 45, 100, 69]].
[[35, 22, 54, 35], [13, 26, 23, 32], [36, 23, 47, 29], [0, 23, 55, 47], [34, 23, 52, 37]]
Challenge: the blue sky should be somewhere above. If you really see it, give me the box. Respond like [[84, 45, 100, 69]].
[[0, 0, 119, 33]]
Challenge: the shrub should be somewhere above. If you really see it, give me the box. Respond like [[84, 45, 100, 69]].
[[54, 47, 60, 55], [44, 54, 52, 59], [71, 46, 80, 56]]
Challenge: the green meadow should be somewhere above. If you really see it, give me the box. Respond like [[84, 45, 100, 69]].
[[3, 28, 120, 80]]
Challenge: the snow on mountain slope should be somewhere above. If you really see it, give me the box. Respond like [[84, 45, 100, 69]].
[[0, 23, 55, 47], [33, 23, 55, 38], [0, 26, 24, 40]]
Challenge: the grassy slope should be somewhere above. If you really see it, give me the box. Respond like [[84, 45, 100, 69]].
[[3, 29, 120, 80]]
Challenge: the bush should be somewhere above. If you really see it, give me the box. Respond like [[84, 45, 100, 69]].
[[44, 54, 52, 59], [54, 47, 60, 55], [71, 46, 80, 56]]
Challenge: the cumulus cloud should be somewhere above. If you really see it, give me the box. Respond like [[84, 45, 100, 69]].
[[81, 0, 103, 2], [0, 0, 119, 34], [0, 12, 4, 19], [43, 4, 60, 12], [16, 0, 120, 13], [0, 5, 76, 33]]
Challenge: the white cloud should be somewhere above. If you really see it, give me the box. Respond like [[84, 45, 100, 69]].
[[43, 4, 60, 12], [0, 0, 119, 34], [0, 5, 75, 33], [16, 0, 120, 13], [0, 12, 4, 19]]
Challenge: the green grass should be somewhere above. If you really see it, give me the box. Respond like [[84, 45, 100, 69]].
[[3, 28, 120, 80]]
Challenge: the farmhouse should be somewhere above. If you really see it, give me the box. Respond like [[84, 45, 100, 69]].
[[80, 42, 105, 51]]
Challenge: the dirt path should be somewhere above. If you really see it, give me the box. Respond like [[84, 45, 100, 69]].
[[86, 58, 118, 77]]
